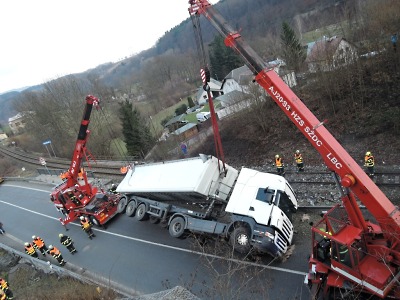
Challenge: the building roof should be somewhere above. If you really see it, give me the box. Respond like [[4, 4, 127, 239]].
[[164, 114, 187, 128], [195, 78, 223, 101], [306, 36, 347, 62], [8, 113, 25, 122], [224, 65, 253, 85], [171, 123, 197, 135], [215, 90, 250, 105]]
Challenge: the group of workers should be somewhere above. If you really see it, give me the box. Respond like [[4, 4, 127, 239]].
[[1, 184, 120, 298], [23, 215, 96, 266], [24, 234, 75, 266], [273, 150, 305, 176], [273, 150, 375, 177]]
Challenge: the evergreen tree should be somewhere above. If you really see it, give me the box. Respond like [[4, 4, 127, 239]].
[[209, 35, 242, 80], [187, 96, 195, 108], [175, 103, 187, 116], [119, 100, 154, 158], [280, 21, 306, 72]]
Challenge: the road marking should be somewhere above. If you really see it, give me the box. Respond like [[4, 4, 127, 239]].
[[1, 184, 52, 193], [0, 195, 307, 276]]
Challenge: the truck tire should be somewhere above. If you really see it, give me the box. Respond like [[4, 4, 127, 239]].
[[136, 203, 148, 221], [117, 197, 127, 213], [169, 217, 185, 238], [126, 201, 137, 217], [230, 226, 251, 254]]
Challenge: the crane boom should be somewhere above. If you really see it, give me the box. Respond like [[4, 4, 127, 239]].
[[188, 0, 400, 298]]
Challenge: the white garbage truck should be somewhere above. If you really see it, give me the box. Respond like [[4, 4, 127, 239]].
[[116, 154, 298, 257]]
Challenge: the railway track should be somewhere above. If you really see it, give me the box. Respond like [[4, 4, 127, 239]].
[[1, 145, 399, 186]]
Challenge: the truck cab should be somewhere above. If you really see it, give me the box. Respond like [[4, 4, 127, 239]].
[[226, 168, 298, 256]]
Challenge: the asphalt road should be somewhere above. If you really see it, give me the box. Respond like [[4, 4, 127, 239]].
[[0, 180, 312, 299]]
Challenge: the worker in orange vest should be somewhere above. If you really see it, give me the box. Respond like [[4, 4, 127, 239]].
[[294, 150, 304, 172], [80, 216, 96, 239], [32, 235, 48, 256], [24, 242, 38, 258], [48, 245, 66, 266], [0, 278, 13, 300], [274, 154, 285, 176]]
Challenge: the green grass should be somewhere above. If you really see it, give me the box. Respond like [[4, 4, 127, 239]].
[[145, 99, 222, 133], [301, 22, 347, 44]]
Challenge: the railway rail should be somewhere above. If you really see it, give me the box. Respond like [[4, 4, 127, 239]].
[[1, 145, 399, 207], [1, 145, 399, 186]]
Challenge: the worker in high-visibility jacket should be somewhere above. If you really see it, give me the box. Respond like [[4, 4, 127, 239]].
[[80, 216, 96, 239], [108, 183, 118, 194], [0, 278, 13, 300], [32, 235, 48, 256], [48, 245, 66, 266], [0, 289, 6, 300], [294, 150, 304, 172], [59, 233, 77, 254], [274, 154, 285, 176], [24, 242, 38, 258], [364, 151, 375, 177]]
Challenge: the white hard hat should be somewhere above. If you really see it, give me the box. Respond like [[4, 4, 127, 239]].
[[80, 216, 85, 220], [24, 242, 30, 246], [32, 235, 36, 239], [275, 154, 279, 158], [296, 150, 300, 153], [59, 233, 64, 238], [48, 245, 53, 249]]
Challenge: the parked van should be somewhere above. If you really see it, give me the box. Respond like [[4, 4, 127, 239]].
[[196, 111, 211, 122]]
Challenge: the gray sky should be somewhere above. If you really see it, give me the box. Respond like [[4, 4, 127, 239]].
[[0, 0, 219, 94]]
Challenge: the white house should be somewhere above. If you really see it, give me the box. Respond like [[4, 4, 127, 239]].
[[8, 113, 28, 135], [221, 65, 254, 95], [220, 61, 297, 98], [195, 78, 223, 105], [306, 36, 358, 72], [0, 132, 8, 141]]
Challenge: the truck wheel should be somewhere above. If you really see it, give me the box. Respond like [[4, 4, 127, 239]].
[[230, 226, 251, 254], [136, 203, 148, 221], [117, 197, 127, 213], [169, 217, 185, 238], [125, 201, 136, 217]]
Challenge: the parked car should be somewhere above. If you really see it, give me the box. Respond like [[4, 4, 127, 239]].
[[196, 111, 211, 122]]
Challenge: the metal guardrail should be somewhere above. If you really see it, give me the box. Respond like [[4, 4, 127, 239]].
[[36, 168, 95, 178]]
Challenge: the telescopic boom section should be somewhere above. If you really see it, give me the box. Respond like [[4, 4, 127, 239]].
[[66, 95, 99, 187], [188, 0, 400, 241]]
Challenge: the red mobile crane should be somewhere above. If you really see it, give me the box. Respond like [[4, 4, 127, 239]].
[[51, 95, 120, 227], [188, 1, 400, 298]]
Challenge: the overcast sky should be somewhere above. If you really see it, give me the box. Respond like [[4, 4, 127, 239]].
[[0, 0, 219, 94]]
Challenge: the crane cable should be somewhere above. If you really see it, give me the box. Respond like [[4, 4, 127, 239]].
[[190, 12, 226, 173]]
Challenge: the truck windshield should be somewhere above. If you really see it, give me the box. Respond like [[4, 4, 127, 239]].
[[256, 188, 275, 203], [274, 191, 296, 221]]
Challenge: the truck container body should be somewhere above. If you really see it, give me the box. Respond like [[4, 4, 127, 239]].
[[117, 155, 238, 204], [117, 155, 298, 257]]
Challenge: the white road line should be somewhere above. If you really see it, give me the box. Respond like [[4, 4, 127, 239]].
[[0, 195, 307, 277]]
